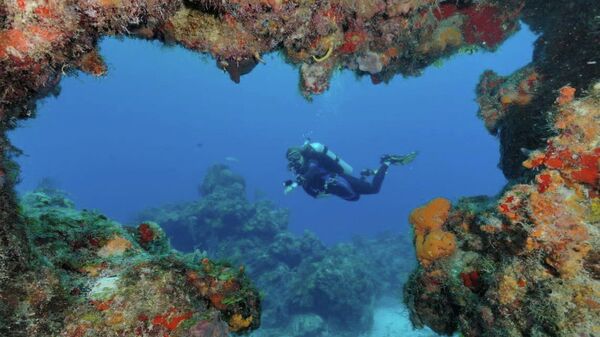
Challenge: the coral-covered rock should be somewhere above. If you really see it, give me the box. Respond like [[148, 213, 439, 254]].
[[404, 84, 600, 337], [0, 0, 525, 118], [2, 189, 261, 337], [477, 66, 541, 134]]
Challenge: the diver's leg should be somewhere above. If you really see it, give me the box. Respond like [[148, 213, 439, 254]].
[[370, 164, 389, 192], [325, 176, 360, 201], [344, 164, 389, 195], [341, 165, 385, 195]]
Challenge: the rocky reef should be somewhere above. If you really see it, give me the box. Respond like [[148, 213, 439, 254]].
[[404, 83, 600, 336], [0, 0, 598, 336], [1, 188, 261, 337], [138, 164, 417, 336], [0, 0, 525, 120], [402, 1, 600, 335]]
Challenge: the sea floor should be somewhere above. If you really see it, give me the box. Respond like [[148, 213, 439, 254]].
[[251, 297, 440, 337], [359, 299, 439, 337]]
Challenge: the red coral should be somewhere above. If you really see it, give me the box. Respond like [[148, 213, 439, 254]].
[[460, 270, 480, 290], [138, 223, 155, 243], [537, 174, 552, 193], [461, 6, 506, 47], [0, 29, 28, 60], [91, 299, 112, 311], [435, 3, 511, 48], [570, 152, 599, 186], [556, 85, 576, 105], [153, 309, 193, 331], [339, 31, 367, 53], [532, 146, 599, 188], [434, 3, 458, 20], [209, 293, 227, 310], [34, 5, 54, 19]]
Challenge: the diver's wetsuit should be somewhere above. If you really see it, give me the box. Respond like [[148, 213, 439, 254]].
[[298, 158, 389, 201]]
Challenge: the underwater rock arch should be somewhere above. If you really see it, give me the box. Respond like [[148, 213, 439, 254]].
[[0, 0, 598, 336]]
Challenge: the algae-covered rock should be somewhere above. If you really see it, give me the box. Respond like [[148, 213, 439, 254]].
[[140, 165, 417, 335], [199, 164, 246, 196], [288, 313, 325, 337], [290, 244, 376, 332], [3, 189, 261, 337]]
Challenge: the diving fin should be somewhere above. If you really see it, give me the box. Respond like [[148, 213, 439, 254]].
[[381, 151, 418, 166]]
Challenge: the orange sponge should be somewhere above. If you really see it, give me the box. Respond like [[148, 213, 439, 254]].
[[415, 230, 456, 267], [410, 198, 451, 235], [410, 198, 455, 267]]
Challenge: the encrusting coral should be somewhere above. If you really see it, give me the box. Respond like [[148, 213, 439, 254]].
[[403, 4, 599, 334], [404, 82, 600, 337]]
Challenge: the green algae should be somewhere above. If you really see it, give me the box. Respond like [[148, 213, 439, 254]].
[[6, 187, 261, 337]]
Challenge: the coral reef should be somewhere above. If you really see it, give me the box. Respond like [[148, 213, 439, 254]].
[[0, 0, 525, 119], [1, 188, 260, 337], [0, 0, 598, 336], [402, 3, 599, 333], [404, 83, 600, 336], [139, 164, 418, 336]]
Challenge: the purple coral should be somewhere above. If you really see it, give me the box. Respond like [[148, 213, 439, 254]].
[[190, 317, 229, 337]]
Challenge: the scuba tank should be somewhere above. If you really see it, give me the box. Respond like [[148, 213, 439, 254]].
[[304, 141, 353, 175]]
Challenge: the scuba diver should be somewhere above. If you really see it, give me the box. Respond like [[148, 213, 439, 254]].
[[284, 140, 417, 201]]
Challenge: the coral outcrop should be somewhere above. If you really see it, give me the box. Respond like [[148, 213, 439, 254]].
[[139, 164, 418, 336], [0, 0, 524, 120], [404, 83, 600, 337], [403, 2, 599, 335], [1, 188, 260, 337]]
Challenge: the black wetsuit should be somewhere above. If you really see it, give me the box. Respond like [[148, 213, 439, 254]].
[[297, 152, 389, 201]]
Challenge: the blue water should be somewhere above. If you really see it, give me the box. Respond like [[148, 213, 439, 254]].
[[10, 24, 536, 244]]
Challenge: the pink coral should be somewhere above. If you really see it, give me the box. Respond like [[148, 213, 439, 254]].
[[191, 317, 229, 337]]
